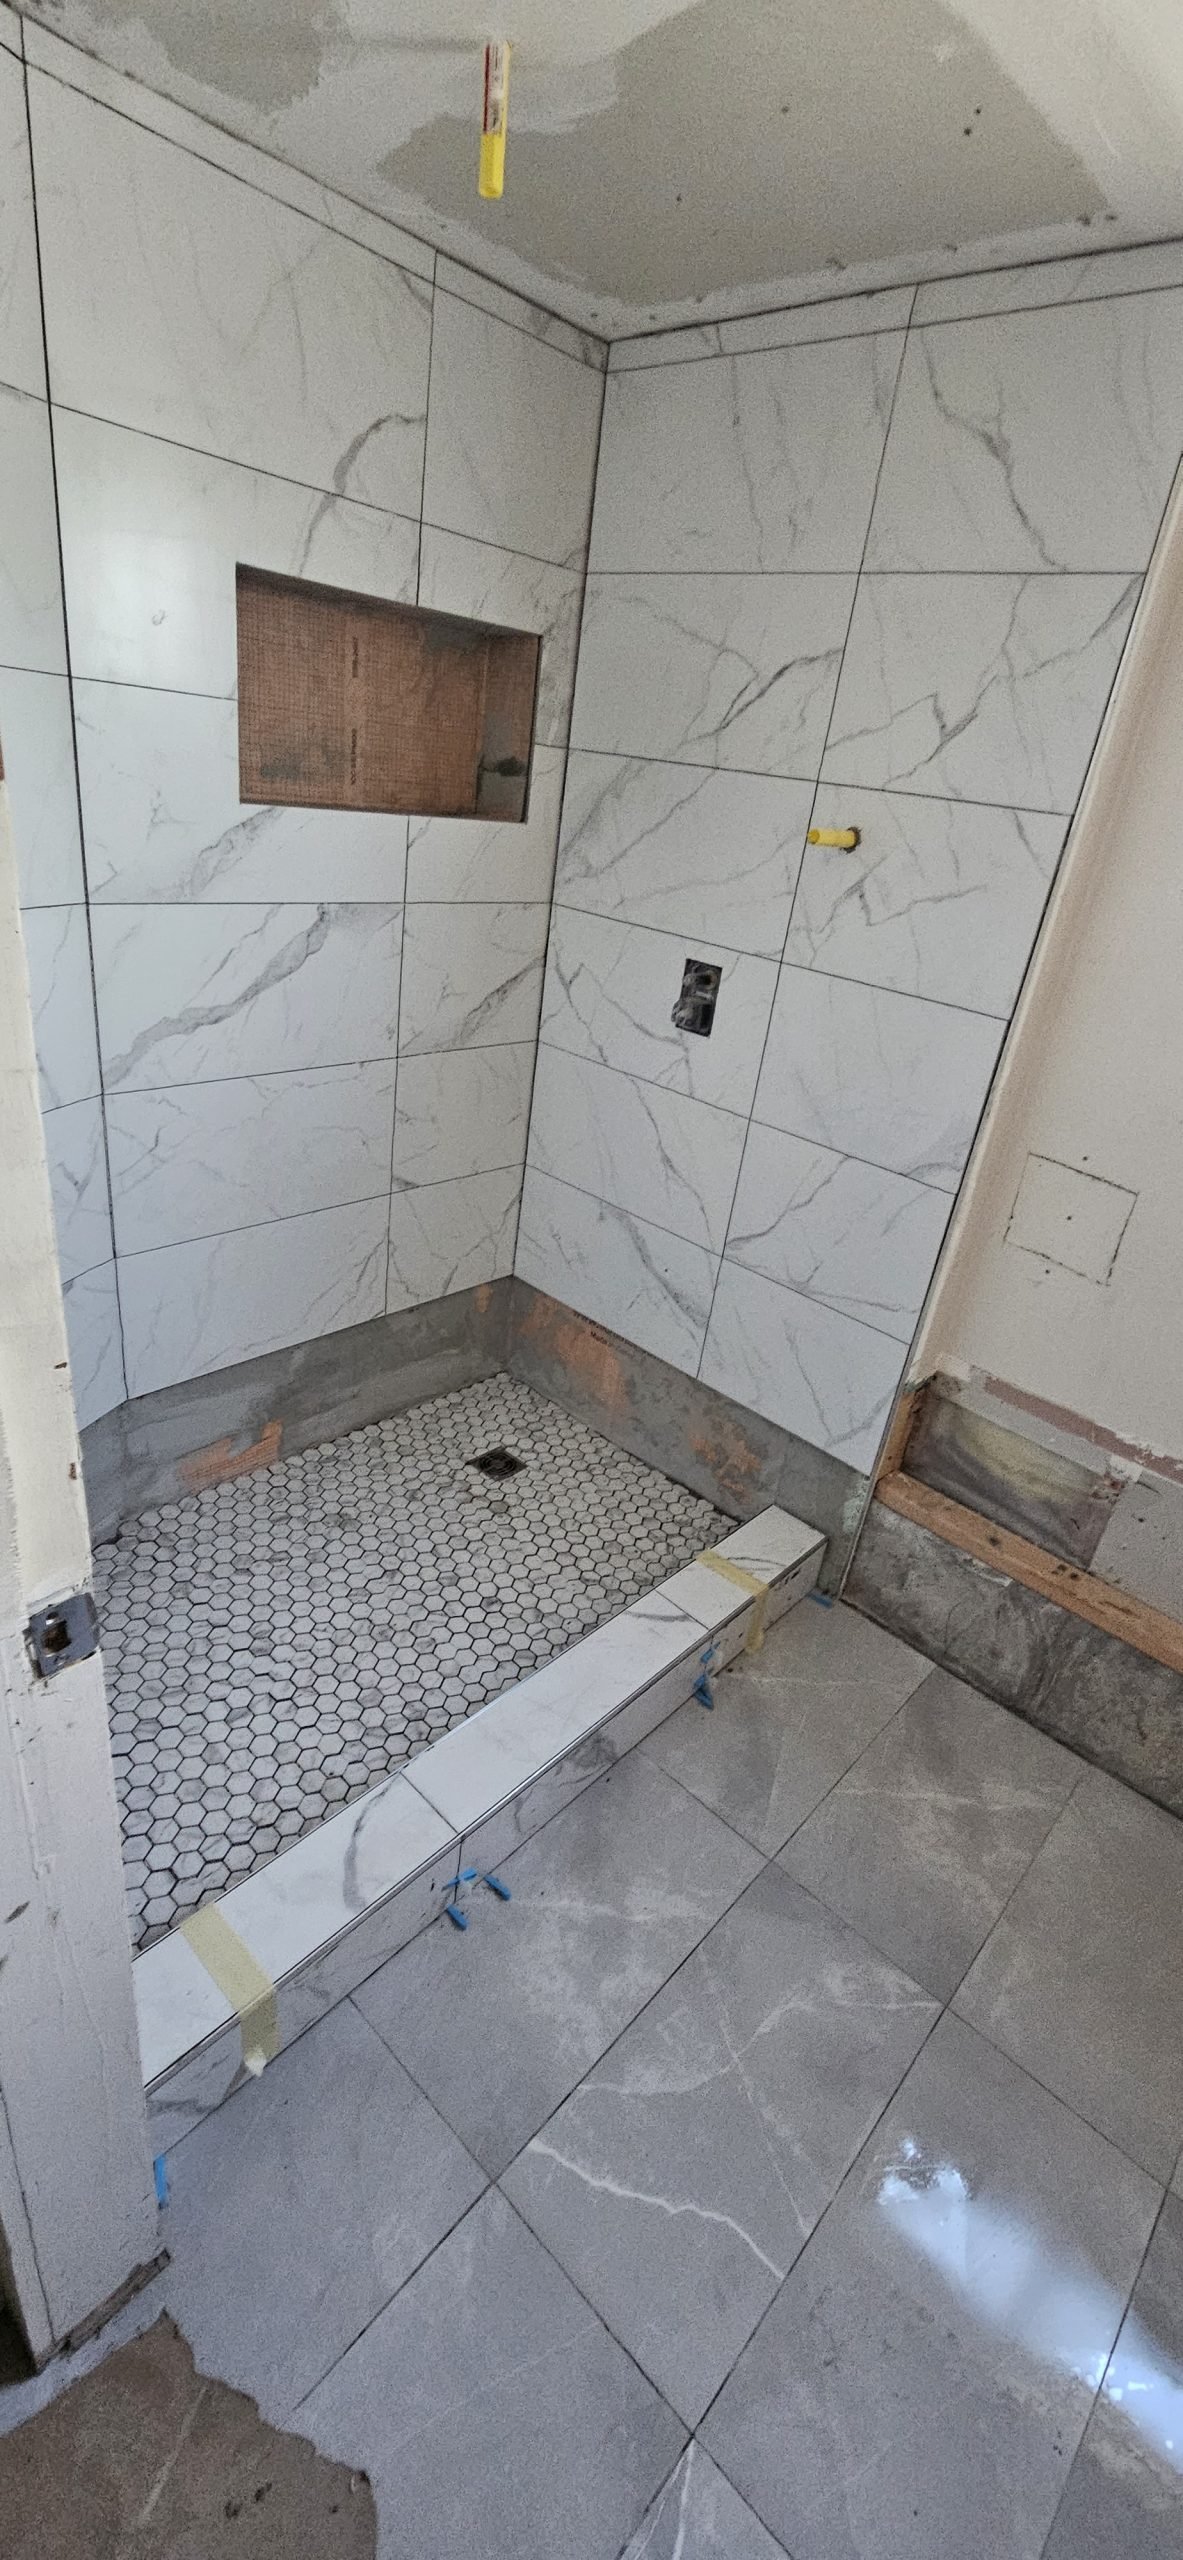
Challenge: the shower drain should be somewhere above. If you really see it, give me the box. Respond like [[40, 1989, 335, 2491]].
[[468, 1445, 525, 1480]]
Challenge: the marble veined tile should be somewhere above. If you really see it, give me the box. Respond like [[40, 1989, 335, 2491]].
[[54, 411, 419, 695], [91, 902, 401, 1092], [528, 1045, 746, 1255], [62, 1259, 125, 1429], [822, 572, 1139, 813], [386, 1166, 519, 1313], [398, 902, 549, 1053], [516, 1167, 717, 1373], [2, 669, 85, 907], [700, 1259, 906, 1471], [424, 291, 603, 568], [609, 284, 915, 370], [75, 684, 407, 904], [119, 1195, 389, 1396], [755, 966, 1004, 1192], [43, 1095, 113, 1283], [592, 330, 903, 572], [725, 1122, 949, 1343], [0, 384, 67, 673], [785, 783, 1065, 1014], [434, 256, 606, 371], [573, 573, 854, 778], [914, 240, 1183, 324], [106, 1061, 396, 1254], [391, 1042, 535, 1185], [868, 294, 1183, 572], [542, 906, 778, 1116], [21, 903, 101, 1111], [0, 49, 46, 399], [555, 753, 813, 958], [418, 527, 582, 748], [31, 72, 430, 519], [405, 747, 563, 905]]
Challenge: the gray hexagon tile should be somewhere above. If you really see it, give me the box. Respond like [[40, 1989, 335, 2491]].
[[93, 1374, 730, 1950]]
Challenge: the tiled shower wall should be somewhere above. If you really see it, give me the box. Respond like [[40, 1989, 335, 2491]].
[[0, 9, 603, 1426], [519, 249, 1183, 1473]]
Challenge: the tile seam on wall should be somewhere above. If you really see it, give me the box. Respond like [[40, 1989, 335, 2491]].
[[47, 399, 425, 535], [386, 253, 440, 1317], [549, 896, 1009, 1018], [114, 1183, 394, 1261], [563, 741, 1080, 823], [610, 267, 1183, 371], [582, 563, 1149, 580]]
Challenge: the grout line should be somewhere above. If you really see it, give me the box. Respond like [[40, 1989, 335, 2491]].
[[581, 561, 1148, 580], [564, 740, 1075, 821], [549, 894, 1010, 1023], [50, 398, 425, 529]]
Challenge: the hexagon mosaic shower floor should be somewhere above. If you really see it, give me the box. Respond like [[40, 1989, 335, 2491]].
[[94, 1375, 731, 1951]]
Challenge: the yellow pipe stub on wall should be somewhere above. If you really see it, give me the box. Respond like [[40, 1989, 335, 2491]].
[[480, 42, 511, 200], [807, 826, 861, 849]]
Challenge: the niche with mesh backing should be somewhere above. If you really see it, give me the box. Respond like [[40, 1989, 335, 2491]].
[[236, 564, 541, 822]]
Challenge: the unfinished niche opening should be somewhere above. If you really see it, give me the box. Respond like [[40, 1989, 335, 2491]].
[[236, 564, 541, 822]]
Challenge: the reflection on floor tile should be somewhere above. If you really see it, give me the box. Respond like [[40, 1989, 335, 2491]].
[[1044, 2192, 1183, 2560]]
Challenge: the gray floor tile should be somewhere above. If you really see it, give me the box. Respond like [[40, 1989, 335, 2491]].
[[620, 2442, 789, 2558], [702, 2013, 1161, 2560], [160, 1999, 486, 2415], [642, 1600, 929, 1855], [779, 1669, 1081, 1998], [503, 1866, 937, 2423], [299, 2187, 686, 2560], [1043, 2192, 1183, 2560], [355, 1753, 763, 2175], [956, 1768, 1183, 2181]]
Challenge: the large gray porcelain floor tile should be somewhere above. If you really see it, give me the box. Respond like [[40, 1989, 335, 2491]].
[[779, 1669, 1081, 1998], [299, 2187, 685, 2560], [641, 1599, 929, 1855], [160, 1999, 486, 2415], [619, 2442, 789, 2559], [1043, 2192, 1183, 2560], [956, 1768, 1183, 2180], [355, 1753, 763, 2174], [503, 1865, 936, 2423], [702, 2012, 1161, 2560]]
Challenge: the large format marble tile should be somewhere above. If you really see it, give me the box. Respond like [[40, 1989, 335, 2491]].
[[592, 330, 903, 574], [1043, 2191, 1183, 2560], [700, 1259, 905, 1470], [528, 1046, 746, 1255], [725, 1121, 949, 1342], [43, 1095, 113, 1283], [542, 905, 778, 1115], [619, 2446, 790, 2560], [386, 1166, 519, 1312], [405, 745, 563, 905], [0, 384, 66, 673], [702, 2013, 1161, 2560], [61, 1258, 125, 1429], [391, 1041, 534, 1184], [504, 1866, 936, 2424], [914, 240, 1183, 323], [418, 527, 582, 748], [54, 411, 420, 695], [0, 48, 45, 401], [785, 782, 1066, 1013], [515, 1167, 717, 1373], [398, 901, 549, 1052], [1, 669, 85, 907], [554, 752, 813, 957], [31, 71, 431, 519], [868, 294, 1183, 571], [299, 2190, 685, 2560], [106, 1061, 395, 1254], [433, 255, 606, 372], [75, 683, 407, 904], [822, 571, 1140, 812], [609, 283, 915, 370], [754, 965, 1004, 1191], [21, 902, 101, 1111], [573, 573, 854, 777], [91, 902, 401, 1091], [423, 291, 603, 569], [118, 1194, 388, 1396]]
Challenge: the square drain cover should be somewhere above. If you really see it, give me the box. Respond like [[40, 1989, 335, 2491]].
[[468, 1445, 525, 1480]]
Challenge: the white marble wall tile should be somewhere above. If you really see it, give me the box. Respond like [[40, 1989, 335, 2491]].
[[417, 526, 582, 747], [0, 384, 67, 673], [785, 783, 1065, 1014], [43, 1094, 113, 1282], [0, 11, 21, 59], [31, 74, 431, 520], [0, 48, 45, 399], [54, 412, 420, 694], [423, 293, 602, 568], [867, 296, 1183, 572], [914, 243, 1183, 325], [434, 256, 606, 371], [724, 1121, 948, 1343], [118, 1195, 388, 1397], [572, 573, 854, 778], [821, 573, 1139, 812], [74, 684, 407, 904], [91, 902, 401, 1092], [386, 1167, 519, 1313], [541, 906, 778, 1116], [405, 747, 563, 905], [700, 1258, 906, 1472], [592, 332, 904, 573], [2, 668, 84, 906], [62, 1257, 125, 1428], [755, 965, 1004, 1192], [609, 286, 914, 371], [527, 1046, 746, 1255], [106, 1062, 396, 1254], [555, 753, 813, 958], [398, 902, 549, 1054], [22, 902, 100, 1110], [391, 1042, 534, 1186], [516, 1167, 716, 1373]]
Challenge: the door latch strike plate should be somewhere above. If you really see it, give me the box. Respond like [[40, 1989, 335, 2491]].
[[24, 1589, 99, 1679]]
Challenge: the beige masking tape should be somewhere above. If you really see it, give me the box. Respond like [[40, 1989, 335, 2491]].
[[696, 1550, 771, 1653], [181, 1904, 279, 2078]]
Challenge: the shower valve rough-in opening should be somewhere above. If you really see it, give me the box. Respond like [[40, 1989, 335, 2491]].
[[672, 958, 722, 1037]]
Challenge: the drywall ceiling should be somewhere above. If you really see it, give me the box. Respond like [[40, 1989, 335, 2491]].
[[15, 0, 1183, 332]]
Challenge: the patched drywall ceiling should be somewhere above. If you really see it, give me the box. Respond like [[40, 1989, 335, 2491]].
[[15, 0, 1183, 332]]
